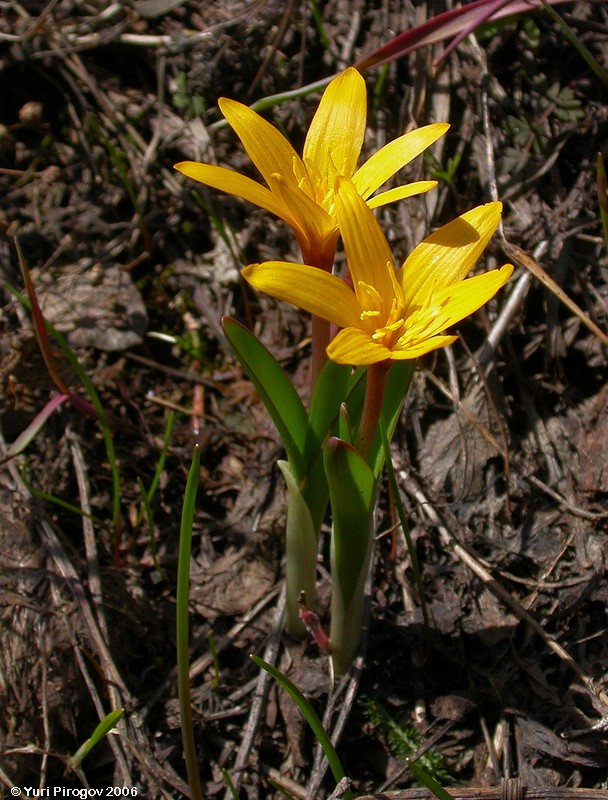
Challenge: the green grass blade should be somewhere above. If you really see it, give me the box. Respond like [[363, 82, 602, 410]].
[[251, 655, 351, 799], [219, 765, 239, 799], [50, 326, 121, 543], [137, 477, 166, 580], [145, 410, 175, 506], [19, 467, 101, 523], [135, 411, 175, 579], [206, 632, 220, 690], [69, 708, 124, 770], [596, 153, 608, 253], [176, 445, 203, 800], [407, 757, 455, 799], [540, 0, 608, 89]]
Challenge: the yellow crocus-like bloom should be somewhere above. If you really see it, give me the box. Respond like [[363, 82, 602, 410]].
[[175, 68, 448, 268], [242, 178, 513, 365]]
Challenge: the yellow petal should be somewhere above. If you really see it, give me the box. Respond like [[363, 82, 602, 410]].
[[429, 264, 514, 330], [267, 173, 336, 258], [334, 177, 395, 302], [219, 98, 304, 190], [174, 161, 285, 218], [302, 68, 366, 184], [327, 328, 393, 365], [399, 201, 503, 312], [353, 123, 449, 199], [366, 180, 437, 210], [242, 262, 362, 330], [391, 334, 458, 360]]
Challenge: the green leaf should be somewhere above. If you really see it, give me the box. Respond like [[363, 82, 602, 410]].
[[338, 403, 354, 445], [305, 358, 352, 462], [324, 437, 376, 675], [223, 317, 309, 481], [69, 708, 124, 769], [324, 438, 376, 610], [251, 655, 351, 799]]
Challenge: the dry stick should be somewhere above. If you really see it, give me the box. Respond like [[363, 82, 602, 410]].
[[142, 51, 167, 173], [477, 271, 532, 370], [69, 431, 109, 641], [262, 765, 308, 800], [223, 585, 287, 800], [527, 474, 608, 521], [400, 470, 608, 712], [0, 764, 17, 792], [307, 669, 359, 800], [39, 634, 51, 790], [502, 241, 608, 348], [356, 788, 608, 800]]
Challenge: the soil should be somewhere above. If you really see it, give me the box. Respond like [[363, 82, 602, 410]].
[[1, 1, 607, 798]]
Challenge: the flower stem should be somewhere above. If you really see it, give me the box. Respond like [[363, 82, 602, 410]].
[[311, 315, 330, 388], [355, 361, 391, 461]]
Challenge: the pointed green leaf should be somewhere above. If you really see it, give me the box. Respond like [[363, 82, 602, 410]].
[[299, 454, 329, 537], [69, 708, 124, 769], [407, 758, 455, 799], [223, 317, 308, 481], [251, 655, 350, 797], [324, 438, 376, 609], [305, 358, 352, 462], [278, 460, 319, 638], [338, 403, 354, 445], [325, 437, 376, 675]]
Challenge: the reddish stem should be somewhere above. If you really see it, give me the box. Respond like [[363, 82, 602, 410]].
[[355, 361, 391, 461]]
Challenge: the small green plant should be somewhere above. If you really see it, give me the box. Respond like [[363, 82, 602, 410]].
[[172, 71, 206, 119], [362, 696, 449, 785], [425, 150, 462, 193]]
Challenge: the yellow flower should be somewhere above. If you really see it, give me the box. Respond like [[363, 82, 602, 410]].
[[242, 178, 513, 365], [174, 68, 448, 267]]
